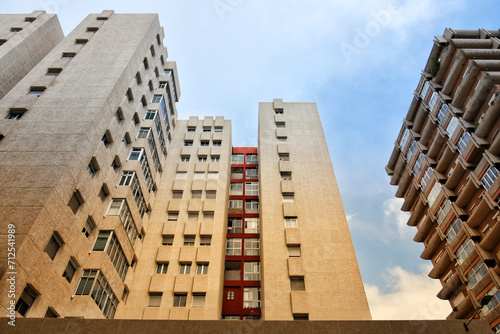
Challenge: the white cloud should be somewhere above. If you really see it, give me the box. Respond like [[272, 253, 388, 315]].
[[365, 265, 451, 320], [383, 197, 412, 239]]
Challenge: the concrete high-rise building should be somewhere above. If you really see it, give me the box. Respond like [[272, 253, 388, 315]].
[[0, 11, 370, 321], [0, 11, 64, 100], [386, 28, 500, 332]]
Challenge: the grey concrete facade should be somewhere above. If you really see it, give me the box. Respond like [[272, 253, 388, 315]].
[[0, 11, 64, 99]]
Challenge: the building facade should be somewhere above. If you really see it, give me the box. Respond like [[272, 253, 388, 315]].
[[0, 11, 370, 321], [386, 28, 500, 332]]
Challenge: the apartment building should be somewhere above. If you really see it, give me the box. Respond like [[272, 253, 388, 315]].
[[386, 28, 500, 332], [0, 11, 370, 321]]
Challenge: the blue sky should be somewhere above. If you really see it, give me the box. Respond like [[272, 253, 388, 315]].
[[3, 0, 498, 319]]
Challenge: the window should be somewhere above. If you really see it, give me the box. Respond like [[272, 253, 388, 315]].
[[197, 263, 209, 274], [148, 293, 162, 307], [243, 287, 260, 309], [283, 193, 295, 202], [226, 238, 242, 255], [245, 199, 259, 211], [63, 258, 78, 283], [167, 212, 178, 221], [188, 212, 199, 221], [203, 212, 214, 221], [45, 308, 58, 318], [457, 131, 471, 154], [275, 108, 284, 114], [290, 276, 305, 290], [228, 218, 242, 233], [46, 68, 62, 76], [75, 270, 118, 319], [111, 156, 121, 170], [276, 122, 285, 128], [420, 167, 432, 189], [482, 286, 500, 315], [281, 172, 292, 180], [69, 190, 84, 213], [406, 140, 416, 162], [277, 137, 287, 143], [87, 157, 99, 177], [293, 314, 309, 320], [191, 190, 202, 199], [143, 57, 149, 69], [244, 262, 260, 280], [428, 91, 439, 111], [482, 166, 499, 190], [198, 156, 207, 162], [455, 238, 474, 265], [446, 116, 459, 137], [137, 127, 151, 139], [245, 218, 259, 233], [187, 126, 196, 132], [232, 154, 244, 163], [466, 260, 488, 288], [172, 190, 183, 199], [179, 264, 191, 274], [101, 131, 112, 147], [215, 126, 223, 132], [192, 294, 206, 307], [244, 238, 260, 255], [206, 190, 217, 199], [156, 263, 168, 274], [246, 154, 258, 164], [201, 141, 209, 146], [0, 39, 6, 46], [427, 182, 441, 207], [208, 172, 218, 179], [279, 153, 290, 161], [420, 81, 430, 99], [437, 104, 448, 124], [118, 171, 135, 186], [288, 245, 301, 257], [445, 217, 463, 242], [135, 72, 142, 85], [93, 231, 129, 281], [184, 236, 195, 246], [28, 87, 45, 96], [435, 199, 451, 225], [246, 168, 258, 179], [229, 199, 243, 209], [194, 172, 205, 179], [285, 217, 298, 228], [181, 156, 190, 162], [75, 39, 88, 44], [45, 232, 63, 260], [10, 27, 22, 33], [203, 127, 211, 132], [231, 167, 244, 179], [173, 294, 187, 307], [107, 199, 139, 247], [226, 291, 235, 300], [162, 235, 174, 245], [230, 183, 243, 195], [213, 141, 222, 146], [176, 172, 187, 179], [62, 52, 76, 59], [413, 153, 424, 175], [15, 285, 38, 316], [211, 156, 220, 162], [184, 141, 193, 146], [82, 217, 95, 237], [399, 128, 410, 149], [7, 109, 25, 120]]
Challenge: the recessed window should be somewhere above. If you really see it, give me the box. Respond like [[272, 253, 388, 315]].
[[180, 156, 190, 162], [206, 190, 216, 199], [68, 190, 84, 214], [173, 294, 187, 307], [126, 88, 134, 102], [45, 232, 63, 260], [208, 172, 218, 179], [211, 156, 220, 162], [290, 276, 305, 291], [62, 52, 76, 59], [200, 235, 212, 246], [111, 155, 121, 170], [179, 263, 191, 274], [201, 141, 209, 146], [187, 126, 196, 132], [10, 27, 22, 33], [98, 184, 109, 201], [184, 141, 193, 146], [228, 199, 243, 209], [96, 16, 108, 21], [24, 17, 36, 22], [148, 293, 162, 307], [75, 39, 88, 45], [203, 127, 211, 132], [287, 245, 301, 257], [0, 39, 6, 46], [87, 157, 99, 177], [15, 285, 38, 316], [156, 263, 168, 274], [279, 153, 290, 161], [87, 27, 99, 32], [101, 130, 112, 147], [230, 183, 243, 195], [46, 68, 62, 76], [27, 87, 46, 96], [150, 45, 156, 57], [285, 217, 298, 228], [184, 235, 195, 246], [194, 172, 205, 179], [228, 218, 242, 233], [281, 172, 292, 180], [7, 108, 26, 120], [215, 126, 223, 132], [196, 263, 209, 274], [274, 108, 284, 114], [135, 72, 142, 85], [213, 141, 222, 146], [44, 307, 58, 318], [82, 217, 95, 238], [192, 190, 202, 198], [198, 156, 207, 162], [172, 190, 183, 199], [162, 235, 174, 245], [63, 258, 78, 283], [277, 137, 287, 143], [156, 34, 161, 45], [192, 293, 206, 307], [293, 314, 309, 320], [283, 193, 295, 202], [188, 212, 199, 221], [143, 57, 149, 69]]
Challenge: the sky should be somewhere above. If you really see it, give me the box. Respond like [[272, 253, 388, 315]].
[[2, 0, 498, 320]]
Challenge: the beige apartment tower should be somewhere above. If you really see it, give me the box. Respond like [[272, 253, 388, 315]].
[[0, 11, 370, 321]]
